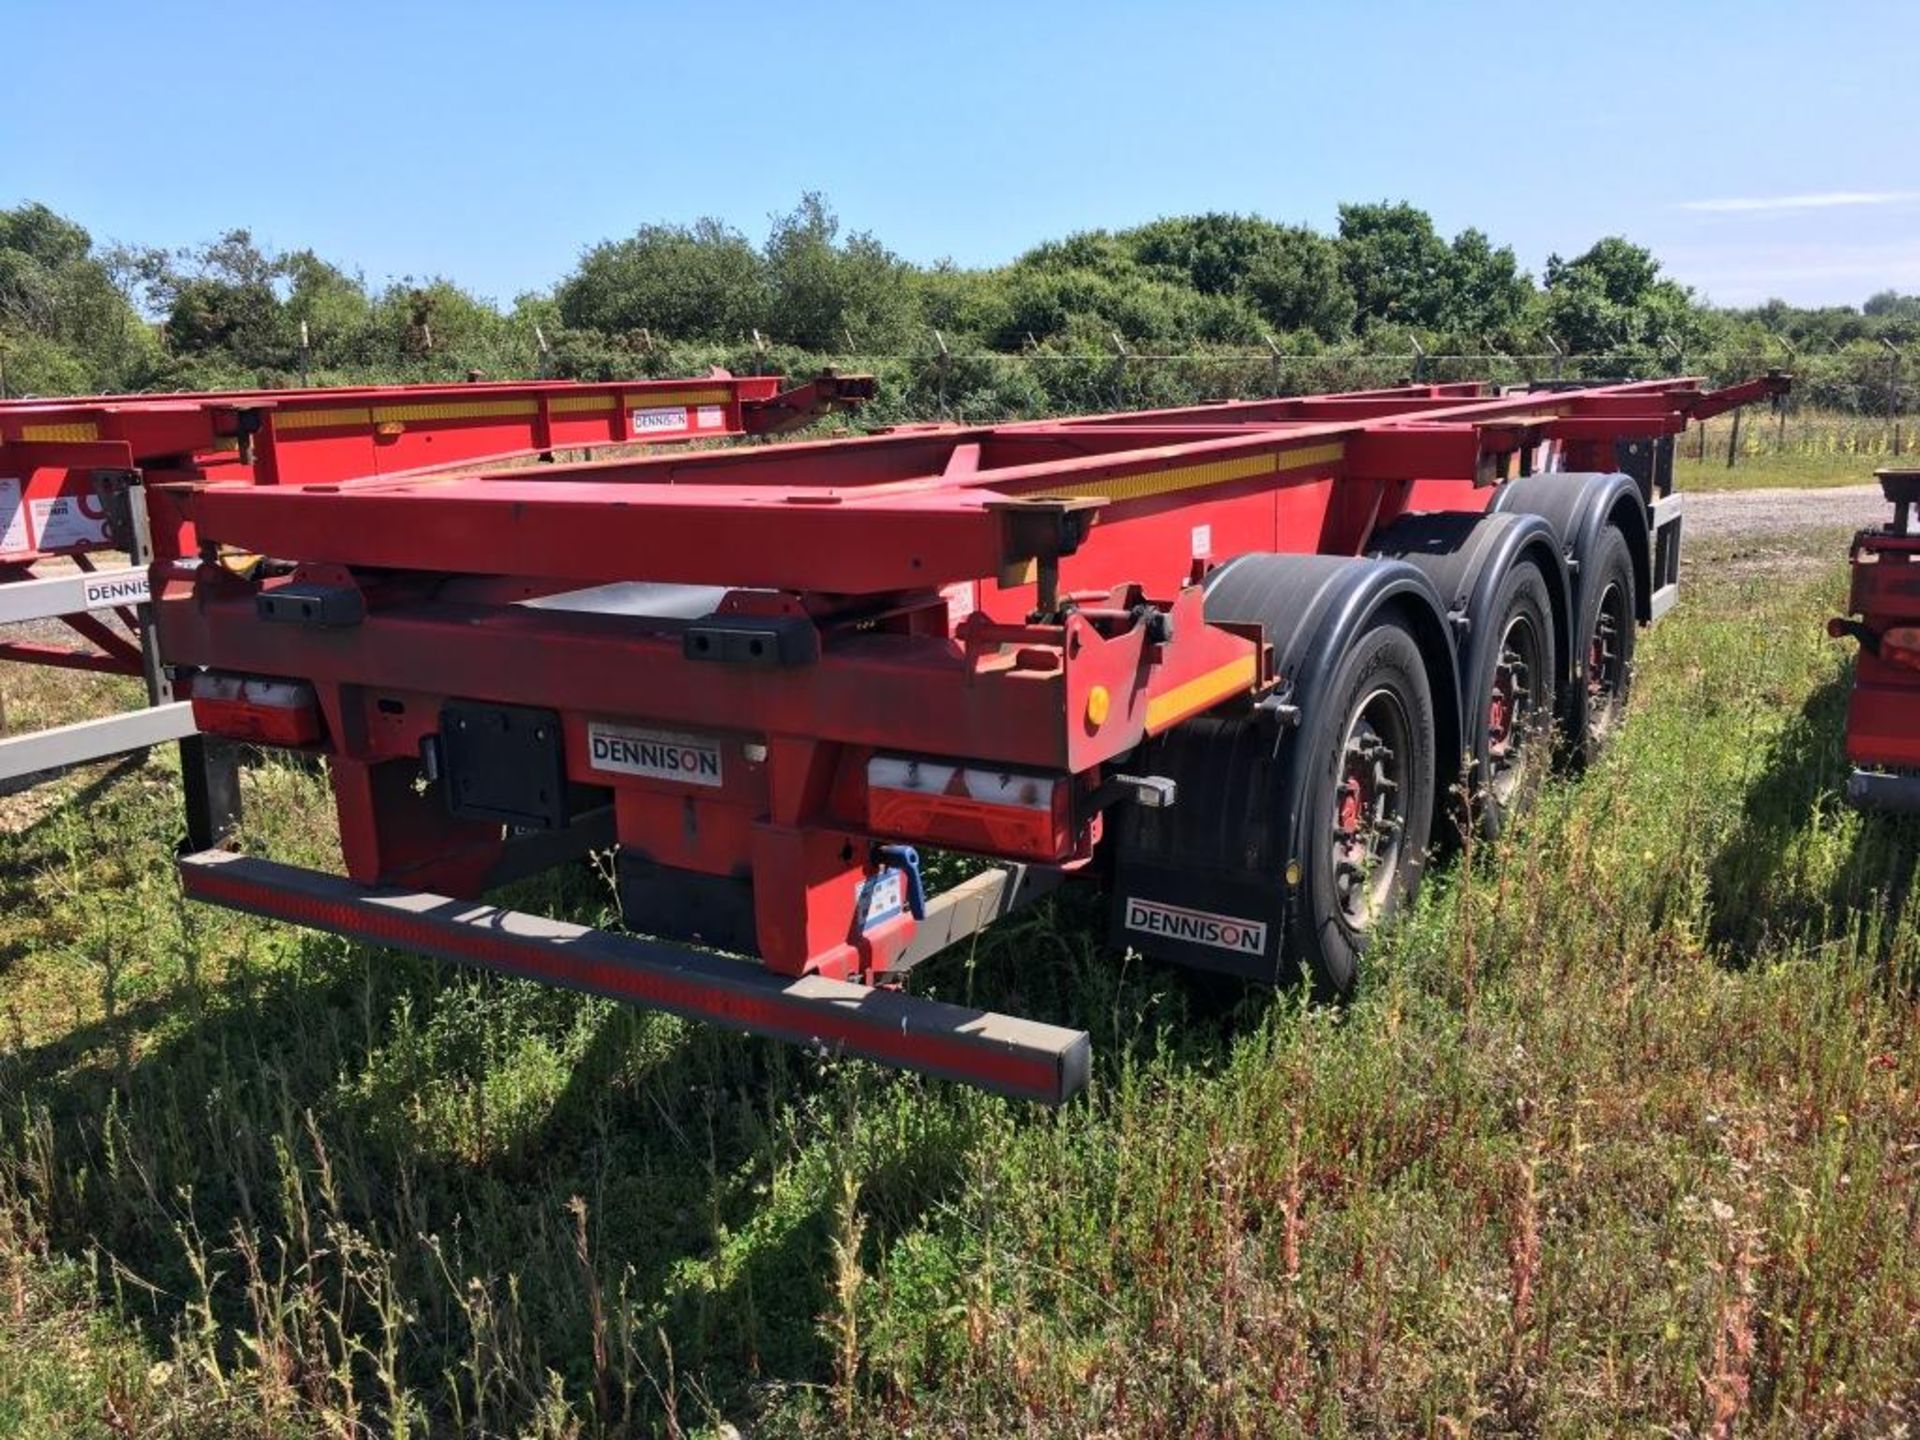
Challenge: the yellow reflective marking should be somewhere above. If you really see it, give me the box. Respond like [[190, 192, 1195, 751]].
[[1144, 654, 1260, 731], [623, 388, 735, 409], [548, 394, 617, 414], [19, 422, 100, 442], [372, 399, 540, 424], [272, 407, 373, 431], [273, 399, 544, 431], [1051, 440, 1344, 504]]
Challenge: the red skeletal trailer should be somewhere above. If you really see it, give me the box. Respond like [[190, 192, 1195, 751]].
[[152, 373, 1788, 1101]]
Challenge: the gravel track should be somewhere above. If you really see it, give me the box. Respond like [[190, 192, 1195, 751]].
[[1682, 482, 1884, 541]]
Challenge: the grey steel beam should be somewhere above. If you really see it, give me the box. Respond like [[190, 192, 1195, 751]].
[[179, 850, 1093, 1104], [0, 565, 149, 625], [891, 863, 1066, 974], [0, 701, 197, 784]]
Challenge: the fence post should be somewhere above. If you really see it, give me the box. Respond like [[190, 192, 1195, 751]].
[[1263, 333, 1283, 397], [1884, 339, 1904, 458], [298, 320, 311, 388], [1772, 334, 1795, 453], [1546, 334, 1564, 381], [1110, 330, 1131, 410], [933, 329, 951, 418]]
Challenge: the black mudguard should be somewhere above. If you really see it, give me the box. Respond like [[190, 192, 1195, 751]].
[[1110, 554, 1457, 982]]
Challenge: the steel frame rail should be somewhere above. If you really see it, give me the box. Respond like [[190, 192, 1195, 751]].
[[0, 371, 871, 794]]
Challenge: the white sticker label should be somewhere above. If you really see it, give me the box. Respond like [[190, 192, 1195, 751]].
[[1190, 523, 1213, 560], [586, 722, 723, 786], [1124, 897, 1267, 954], [633, 405, 690, 432], [29, 493, 111, 551], [0, 477, 27, 556], [82, 570, 150, 609], [695, 405, 727, 429], [858, 869, 906, 930], [938, 580, 977, 633]]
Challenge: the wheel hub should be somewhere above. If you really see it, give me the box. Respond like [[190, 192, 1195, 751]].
[[1585, 581, 1628, 740], [1331, 687, 1410, 930], [1487, 612, 1541, 804]]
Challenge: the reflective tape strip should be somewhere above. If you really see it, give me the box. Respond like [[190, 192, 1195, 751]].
[[273, 398, 544, 431], [371, 399, 540, 424], [548, 394, 618, 414], [18, 422, 101, 443], [271, 407, 374, 431], [1144, 653, 1260, 731], [1048, 441, 1345, 504], [178, 850, 1092, 1104], [622, 388, 735, 409]]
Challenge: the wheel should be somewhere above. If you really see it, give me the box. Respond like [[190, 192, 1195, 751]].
[[1572, 525, 1636, 762], [1468, 560, 1556, 839], [1293, 616, 1438, 999]]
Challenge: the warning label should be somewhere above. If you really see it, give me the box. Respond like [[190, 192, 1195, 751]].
[[939, 580, 977, 633], [587, 722, 723, 786], [0, 478, 26, 557], [857, 869, 906, 931], [30, 493, 111, 551], [695, 405, 727, 429]]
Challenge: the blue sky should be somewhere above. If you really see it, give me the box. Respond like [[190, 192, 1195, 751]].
[[6, 0, 1916, 308]]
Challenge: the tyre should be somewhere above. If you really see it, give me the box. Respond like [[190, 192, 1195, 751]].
[[1465, 559, 1556, 840], [1292, 616, 1438, 999], [1572, 525, 1636, 762]]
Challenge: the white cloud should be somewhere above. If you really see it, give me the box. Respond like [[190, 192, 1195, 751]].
[[1675, 191, 1920, 214], [1657, 239, 1920, 305]]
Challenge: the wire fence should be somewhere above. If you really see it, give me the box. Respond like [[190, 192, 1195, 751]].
[[83, 338, 1912, 465], [774, 346, 1908, 463]]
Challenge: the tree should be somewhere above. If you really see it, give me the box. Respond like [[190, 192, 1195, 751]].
[[137, 229, 289, 367], [557, 219, 765, 341], [1442, 228, 1532, 341], [280, 250, 376, 368], [1242, 226, 1355, 342], [1337, 202, 1455, 330], [763, 194, 917, 351], [1540, 236, 1701, 360], [0, 201, 160, 395], [1123, 214, 1355, 342]]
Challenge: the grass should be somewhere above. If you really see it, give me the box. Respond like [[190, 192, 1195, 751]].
[[3, 526, 1919, 1436], [1676, 409, 1910, 491]]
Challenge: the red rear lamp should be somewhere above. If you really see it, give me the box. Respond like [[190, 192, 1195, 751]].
[[189, 673, 325, 746], [1884, 626, 1920, 672], [867, 755, 1072, 861]]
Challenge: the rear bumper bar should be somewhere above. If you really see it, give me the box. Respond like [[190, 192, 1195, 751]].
[[178, 850, 1090, 1104], [1844, 769, 1920, 813]]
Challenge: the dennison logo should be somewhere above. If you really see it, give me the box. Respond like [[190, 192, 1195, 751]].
[[587, 723, 722, 787], [1124, 897, 1266, 954]]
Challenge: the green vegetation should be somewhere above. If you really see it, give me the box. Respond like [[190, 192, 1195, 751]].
[[1675, 410, 1906, 492], [2, 195, 1915, 423], [4, 529, 1917, 1435]]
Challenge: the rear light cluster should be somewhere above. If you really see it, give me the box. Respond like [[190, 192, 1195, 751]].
[[867, 754, 1072, 861], [189, 673, 325, 746], [1882, 626, 1920, 672]]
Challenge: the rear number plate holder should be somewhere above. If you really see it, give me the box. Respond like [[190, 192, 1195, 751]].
[[440, 702, 568, 829]]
